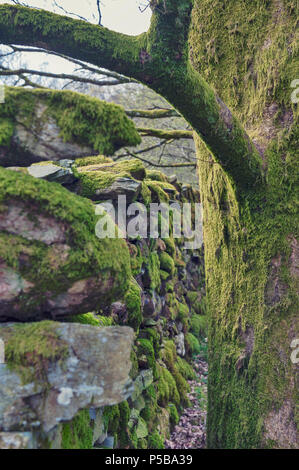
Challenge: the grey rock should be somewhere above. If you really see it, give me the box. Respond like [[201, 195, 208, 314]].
[[0, 432, 36, 449], [0, 323, 134, 434], [94, 177, 141, 202], [175, 332, 185, 357], [28, 163, 77, 185], [168, 174, 178, 184], [101, 435, 114, 449]]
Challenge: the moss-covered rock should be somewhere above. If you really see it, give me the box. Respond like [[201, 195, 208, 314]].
[[0, 167, 131, 320], [0, 87, 141, 166]]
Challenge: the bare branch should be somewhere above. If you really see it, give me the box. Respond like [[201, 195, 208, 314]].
[[0, 65, 122, 87], [124, 149, 197, 168]]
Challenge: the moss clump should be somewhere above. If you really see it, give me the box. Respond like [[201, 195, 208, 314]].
[[2, 321, 68, 384], [61, 409, 93, 449], [176, 356, 196, 380], [74, 155, 113, 167], [163, 237, 176, 256], [65, 313, 115, 327], [66, 312, 100, 326], [0, 86, 141, 156], [159, 252, 175, 275], [145, 169, 168, 182], [124, 279, 142, 330], [148, 431, 164, 449], [0, 117, 14, 147], [185, 332, 201, 356], [76, 159, 145, 199], [190, 314, 208, 338], [156, 364, 180, 407], [168, 403, 179, 428], [138, 327, 161, 356], [137, 338, 157, 378], [178, 302, 190, 330], [147, 252, 161, 291]]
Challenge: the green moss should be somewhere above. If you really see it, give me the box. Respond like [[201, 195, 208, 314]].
[[178, 302, 190, 330], [176, 356, 196, 380], [137, 338, 157, 378], [190, 314, 208, 338], [0, 167, 131, 315], [65, 312, 101, 326], [138, 327, 161, 356], [185, 332, 201, 355], [0, 117, 14, 147], [1, 320, 68, 385], [156, 363, 180, 407], [162, 237, 176, 256], [148, 431, 164, 449], [74, 155, 113, 167], [159, 252, 175, 275], [76, 159, 145, 198], [167, 403, 179, 428], [61, 409, 93, 449], [146, 169, 168, 182], [103, 404, 120, 435], [147, 252, 161, 291], [124, 279, 142, 330], [129, 348, 139, 380]]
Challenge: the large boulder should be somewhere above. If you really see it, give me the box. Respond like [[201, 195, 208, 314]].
[[0, 321, 134, 433], [0, 167, 131, 321], [0, 87, 141, 166]]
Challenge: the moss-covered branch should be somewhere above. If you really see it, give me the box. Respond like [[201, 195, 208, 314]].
[[0, 1, 263, 193], [126, 108, 180, 119], [137, 127, 193, 140]]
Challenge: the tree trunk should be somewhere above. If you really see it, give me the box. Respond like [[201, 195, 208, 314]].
[[0, 0, 297, 448]]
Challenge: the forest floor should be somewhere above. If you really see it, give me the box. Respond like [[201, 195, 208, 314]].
[[165, 344, 208, 449]]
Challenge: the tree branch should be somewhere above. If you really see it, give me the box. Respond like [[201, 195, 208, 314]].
[[0, 2, 263, 193], [137, 127, 193, 140], [126, 108, 180, 119], [124, 149, 196, 168], [0, 65, 122, 87]]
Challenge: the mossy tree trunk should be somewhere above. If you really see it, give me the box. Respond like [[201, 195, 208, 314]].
[[0, 0, 298, 448]]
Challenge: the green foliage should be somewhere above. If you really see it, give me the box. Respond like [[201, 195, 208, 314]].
[[137, 338, 157, 378], [167, 403, 179, 428], [159, 252, 175, 274], [148, 431, 164, 449], [124, 279, 142, 330], [2, 321, 68, 384], [61, 410, 93, 449], [190, 314, 208, 338], [0, 117, 14, 146], [185, 332, 201, 355]]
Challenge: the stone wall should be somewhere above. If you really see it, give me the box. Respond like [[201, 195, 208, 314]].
[[0, 90, 206, 449]]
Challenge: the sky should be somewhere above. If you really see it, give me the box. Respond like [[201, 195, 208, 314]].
[[0, 0, 152, 79], [0, 0, 152, 35]]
